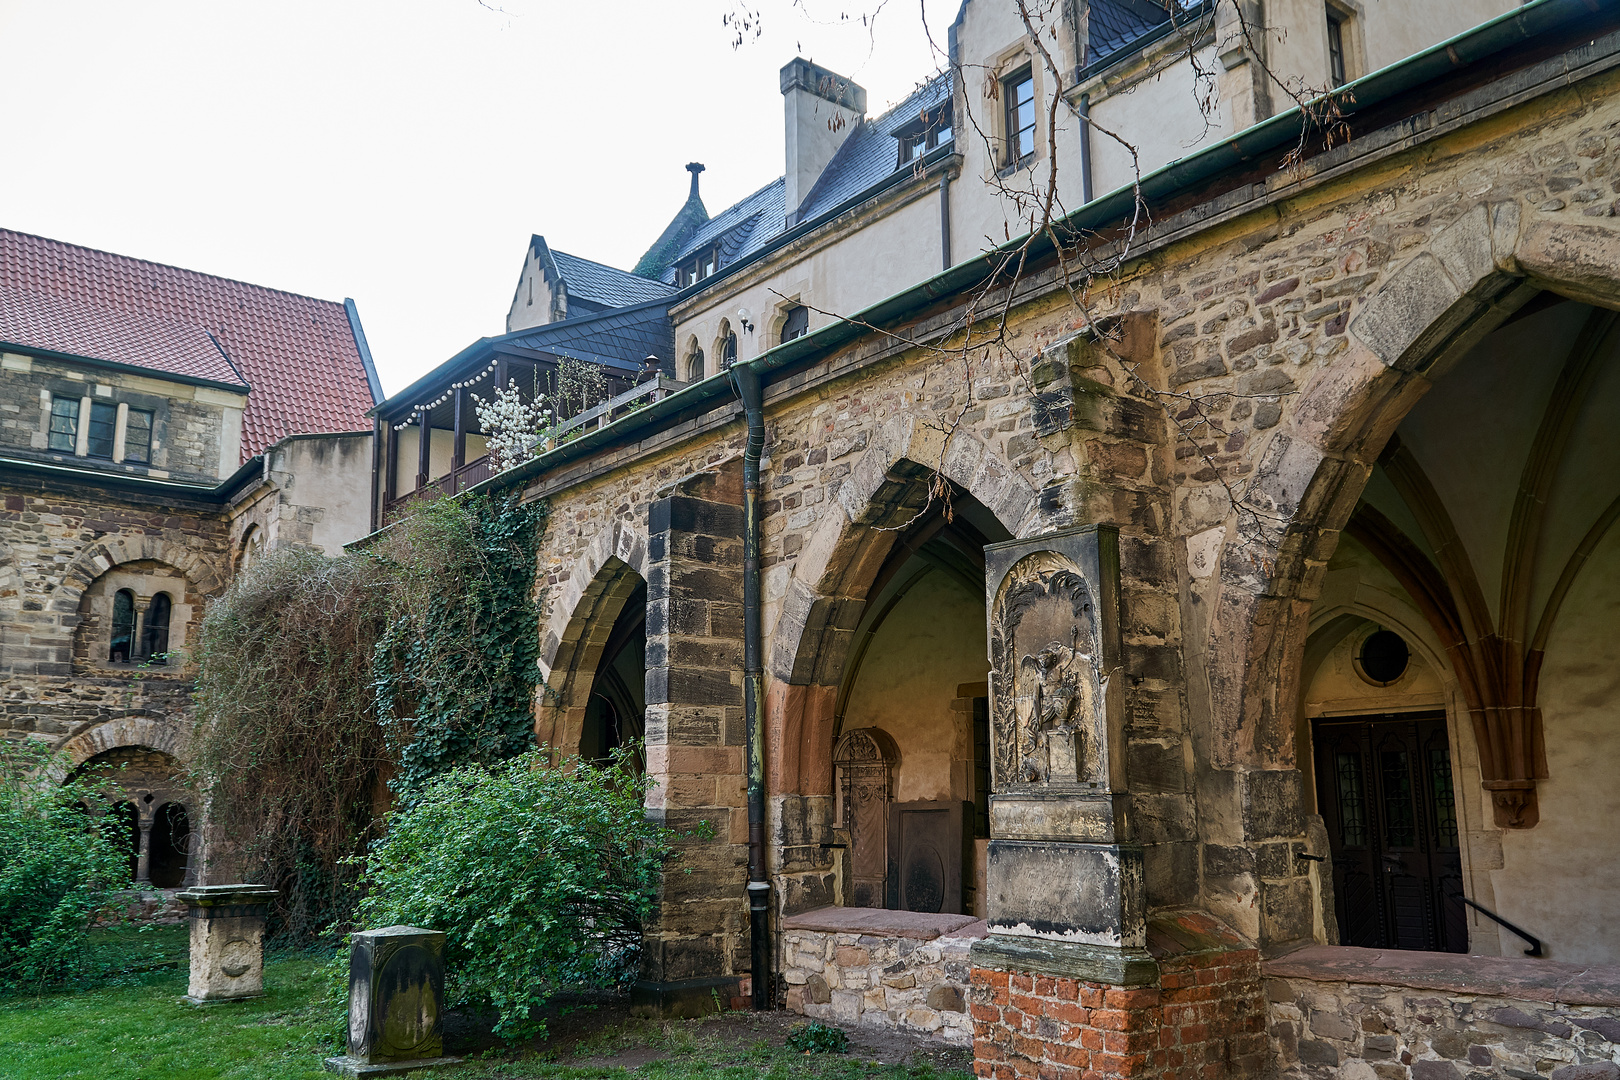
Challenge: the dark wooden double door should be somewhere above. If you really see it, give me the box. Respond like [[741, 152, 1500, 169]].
[[1313, 713, 1467, 953]]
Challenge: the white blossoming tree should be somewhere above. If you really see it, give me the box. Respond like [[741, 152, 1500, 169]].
[[472, 379, 552, 473]]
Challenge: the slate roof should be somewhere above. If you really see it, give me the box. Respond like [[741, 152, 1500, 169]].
[[552, 249, 674, 309], [660, 73, 952, 285], [1086, 0, 1195, 65], [0, 229, 378, 461], [382, 298, 675, 415], [503, 297, 674, 373]]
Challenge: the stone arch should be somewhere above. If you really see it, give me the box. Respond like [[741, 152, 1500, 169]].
[[1203, 204, 1620, 848], [536, 518, 648, 757], [766, 418, 1037, 799], [52, 715, 190, 779], [50, 534, 225, 611]]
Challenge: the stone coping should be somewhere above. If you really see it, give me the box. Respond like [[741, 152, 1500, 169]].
[[781, 906, 988, 941], [1263, 945, 1620, 1006]]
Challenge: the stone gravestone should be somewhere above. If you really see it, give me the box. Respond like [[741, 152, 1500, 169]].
[[176, 884, 278, 1004], [324, 925, 460, 1077]]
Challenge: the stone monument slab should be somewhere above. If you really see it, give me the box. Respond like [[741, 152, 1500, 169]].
[[176, 884, 278, 1005]]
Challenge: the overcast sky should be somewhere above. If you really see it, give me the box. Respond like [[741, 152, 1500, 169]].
[[0, 0, 954, 395]]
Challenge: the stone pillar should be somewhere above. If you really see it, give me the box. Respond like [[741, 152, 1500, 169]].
[[177, 884, 277, 1004], [325, 925, 458, 1077], [632, 465, 750, 1017], [969, 526, 1266, 1078], [973, 526, 1147, 975]]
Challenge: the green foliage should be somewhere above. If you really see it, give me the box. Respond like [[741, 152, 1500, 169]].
[[190, 549, 393, 939], [191, 491, 547, 939], [373, 491, 548, 792], [350, 747, 671, 1041], [787, 1021, 851, 1055], [0, 742, 129, 994]]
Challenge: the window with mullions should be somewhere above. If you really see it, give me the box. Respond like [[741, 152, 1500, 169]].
[[87, 402, 117, 458], [124, 408, 154, 464], [1004, 68, 1036, 164], [49, 396, 80, 452]]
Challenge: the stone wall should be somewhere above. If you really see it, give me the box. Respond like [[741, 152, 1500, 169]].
[[0, 353, 243, 484], [781, 907, 984, 1046], [1265, 947, 1620, 1080]]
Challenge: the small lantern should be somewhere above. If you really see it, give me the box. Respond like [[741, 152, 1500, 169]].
[[176, 884, 278, 1004], [324, 925, 459, 1076]]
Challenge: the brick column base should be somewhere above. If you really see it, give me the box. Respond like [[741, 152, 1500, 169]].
[[969, 916, 1266, 1080]]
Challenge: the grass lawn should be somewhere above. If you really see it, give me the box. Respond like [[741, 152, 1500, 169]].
[[0, 928, 973, 1080]]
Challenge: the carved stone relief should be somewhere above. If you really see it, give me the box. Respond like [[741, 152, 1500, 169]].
[[990, 552, 1104, 790]]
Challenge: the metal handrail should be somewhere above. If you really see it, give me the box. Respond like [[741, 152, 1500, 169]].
[[1451, 894, 1542, 957]]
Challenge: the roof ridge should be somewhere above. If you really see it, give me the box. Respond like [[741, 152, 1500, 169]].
[[0, 227, 350, 310]]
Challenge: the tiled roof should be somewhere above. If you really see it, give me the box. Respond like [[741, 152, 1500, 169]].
[[0, 284, 242, 387], [552, 250, 675, 309], [661, 72, 952, 283], [0, 229, 377, 461]]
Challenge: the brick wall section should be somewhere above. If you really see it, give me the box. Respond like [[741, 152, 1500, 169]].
[[970, 945, 1266, 1079]]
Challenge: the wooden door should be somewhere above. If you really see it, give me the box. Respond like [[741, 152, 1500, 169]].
[[1313, 713, 1467, 953]]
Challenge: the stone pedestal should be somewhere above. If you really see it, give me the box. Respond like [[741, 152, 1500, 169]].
[[324, 925, 460, 1077], [176, 884, 277, 1004]]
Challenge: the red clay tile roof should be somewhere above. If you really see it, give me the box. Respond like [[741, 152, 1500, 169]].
[[0, 228, 377, 461]]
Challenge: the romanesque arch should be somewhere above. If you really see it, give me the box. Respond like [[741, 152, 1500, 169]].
[[50, 533, 225, 608]]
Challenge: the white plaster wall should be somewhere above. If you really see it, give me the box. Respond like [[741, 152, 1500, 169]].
[[1089, 46, 1234, 198], [841, 569, 988, 804], [267, 434, 374, 556], [391, 426, 457, 494], [1493, 524, 1620, 965]]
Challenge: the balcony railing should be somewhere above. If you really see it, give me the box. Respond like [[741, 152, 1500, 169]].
[[386, 377, 687, 515]]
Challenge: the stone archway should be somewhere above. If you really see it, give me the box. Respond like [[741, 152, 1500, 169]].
[[766, 420, 1038, 803], [1198, 204, 1620, 947]]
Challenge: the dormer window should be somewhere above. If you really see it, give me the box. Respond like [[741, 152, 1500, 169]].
[[676, 246, 722, 288], [897, 107, 953, 166]]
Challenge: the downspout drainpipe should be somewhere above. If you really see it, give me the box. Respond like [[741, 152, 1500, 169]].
[[939, 170, 952, 270], [1078, 92, 1095, 204], [731, 363, 770, 1011]]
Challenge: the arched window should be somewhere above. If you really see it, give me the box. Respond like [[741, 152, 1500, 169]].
[[141, 593, 172, 664], [722, 331, 738, 370], [686, 347, 705, 382], [109, 589, 135, 663], [148, 802, 191, 888]]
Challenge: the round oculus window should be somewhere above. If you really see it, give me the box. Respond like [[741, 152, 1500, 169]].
[[1358, 629, 1410, 686]]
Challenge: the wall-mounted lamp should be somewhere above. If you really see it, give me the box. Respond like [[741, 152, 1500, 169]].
[[737, 307, 755, 335]]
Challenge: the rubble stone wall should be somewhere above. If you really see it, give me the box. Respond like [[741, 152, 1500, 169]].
[[1267, 974, 1620, 1080], [782, 924, 980, 1046]]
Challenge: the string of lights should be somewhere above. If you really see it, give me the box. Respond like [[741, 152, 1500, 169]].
[[390, 358, 502, 430]]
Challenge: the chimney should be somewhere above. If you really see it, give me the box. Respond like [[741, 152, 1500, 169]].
[[686, 161, 705, 199], [781, 58, 865, 224]]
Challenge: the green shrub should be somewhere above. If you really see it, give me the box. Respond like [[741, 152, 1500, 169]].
[[786, 1020, 850, 1054], [0, 742, 129, 994], [348, 747, 682, 1040]]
